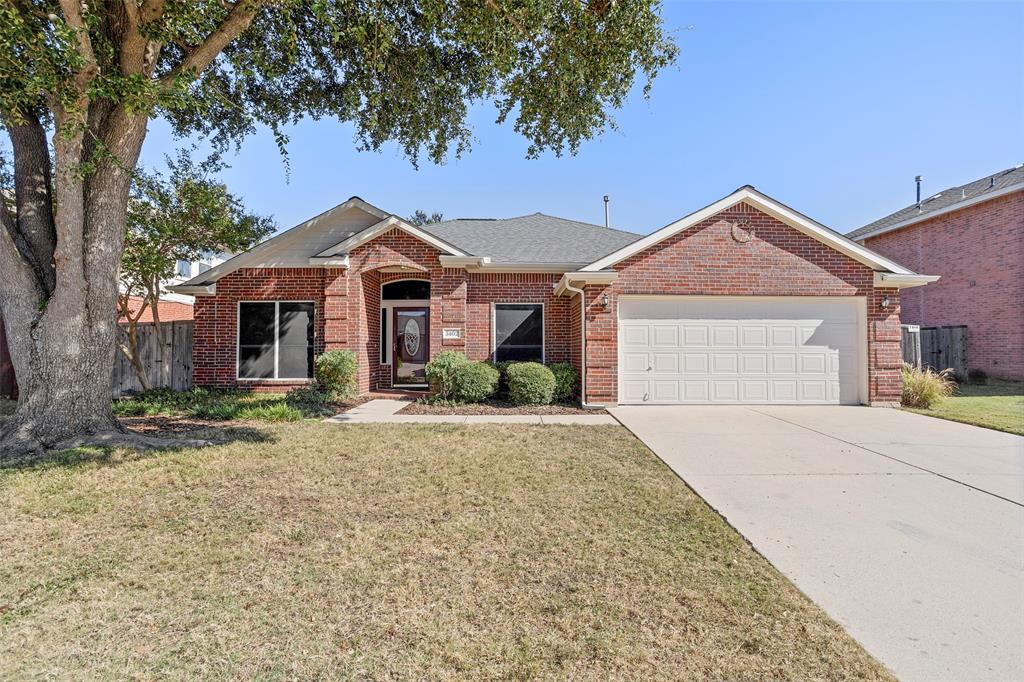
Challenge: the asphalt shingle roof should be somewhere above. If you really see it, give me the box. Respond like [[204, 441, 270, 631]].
[[848, 165, 1024, 239], [422, 213, 643, 264]]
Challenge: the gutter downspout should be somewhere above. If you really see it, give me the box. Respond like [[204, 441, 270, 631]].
[[563, 280, 597, 409]]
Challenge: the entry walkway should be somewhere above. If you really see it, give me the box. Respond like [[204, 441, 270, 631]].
[[326, 399, 616, 425]]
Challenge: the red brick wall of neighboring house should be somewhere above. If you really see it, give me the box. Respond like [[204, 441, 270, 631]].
[[119, 296, 194, 324], [582, 201, 903, 405], [863, 191, 1023, 380]]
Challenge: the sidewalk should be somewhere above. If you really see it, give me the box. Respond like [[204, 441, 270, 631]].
[[326, 399, 617, 425]]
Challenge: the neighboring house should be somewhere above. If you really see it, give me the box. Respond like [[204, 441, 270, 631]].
[[117, 252, 233, 323], [848, 166, 1023, 380], [118, 296, 198, 323], [170, 188, 936, 406]]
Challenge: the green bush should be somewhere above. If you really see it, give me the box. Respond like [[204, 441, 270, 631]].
[[491, 360, 513, 396], [315, 350, 358, 399], [426, 351, 470, 401], [425, 351, 499, 403], [547, 362, 578, 403], [506, 362, 556, 406], [455, 362, 500, 403], [902, 363, 956, 408]]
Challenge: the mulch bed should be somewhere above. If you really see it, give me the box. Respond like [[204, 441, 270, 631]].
[[400, 400, 603, 415]]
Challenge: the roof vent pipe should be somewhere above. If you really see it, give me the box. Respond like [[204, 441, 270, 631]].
[[603, 195, 610, 228], [915, 175, 923, 210], [989, 177, 996, 189]]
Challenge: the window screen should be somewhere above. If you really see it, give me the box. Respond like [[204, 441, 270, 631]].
[[494, 304, 543, 362], [238, 302, 314, 379]]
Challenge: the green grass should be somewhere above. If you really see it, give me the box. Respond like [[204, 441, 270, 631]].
[[0, 424, 892, 680], [906, 379, 1024, 435], [110, 387, 342, 422]]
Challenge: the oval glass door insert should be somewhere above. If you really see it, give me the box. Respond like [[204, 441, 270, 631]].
[[403, 318, 420, 355]]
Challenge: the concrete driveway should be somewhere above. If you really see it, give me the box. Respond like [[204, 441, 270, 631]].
[[609, 405, 1024, 682]]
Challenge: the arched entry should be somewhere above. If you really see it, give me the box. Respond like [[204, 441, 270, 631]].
[[380, 278, 431, 388]]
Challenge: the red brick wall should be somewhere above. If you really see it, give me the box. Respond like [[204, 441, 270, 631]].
[[192, 268, 329, 391], [464, 273, 572, 364], [583, 201, 903, 405], [864, 191, 1023, 379]]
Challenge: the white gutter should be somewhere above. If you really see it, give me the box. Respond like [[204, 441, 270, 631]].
[[873, 272, 942, 289], [167, 283, 217, 296], [852, 182, 1023, 242], [308, 255, 350, 268], [438, 256, 586, 274]]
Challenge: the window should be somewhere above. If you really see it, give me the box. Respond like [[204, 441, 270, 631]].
[[176, 260, 191, 277], [238, 302, 314, 379], [379, 308, 388, 364], [382, 279, 430, 300], [494, 303, 543, 362]]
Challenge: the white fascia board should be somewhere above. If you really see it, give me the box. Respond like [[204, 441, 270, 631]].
[[167, 283, 217, 296], [439, 257, 584, 274], [873, 272, 941, 289], [439, 255, 490, 269], [316, 216, 467, 258], [176, 196, 389, 286], [851, 182, 1024, 242], [555, 270, 618, 296], [581, 187, 914, 275], [307, 255, 350, 268]]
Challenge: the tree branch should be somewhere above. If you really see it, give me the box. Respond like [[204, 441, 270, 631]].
[[5, 114, 57, 294], [58, 0, 99, 89], [158, 0, 263, 90]]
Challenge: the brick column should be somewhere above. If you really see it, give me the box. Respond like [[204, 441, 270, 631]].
[[436, 268, 467, 353], [583, 284, 617, 405], [869, 288, 903, 406], [323, 268, 349, 350]]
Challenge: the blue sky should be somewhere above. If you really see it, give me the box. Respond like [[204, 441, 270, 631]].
[[142, 1, 1024, 237]]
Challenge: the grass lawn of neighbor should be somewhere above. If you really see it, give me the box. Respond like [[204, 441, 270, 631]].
[[0, 420, 892, 680], [906, 379, 1024, 435]]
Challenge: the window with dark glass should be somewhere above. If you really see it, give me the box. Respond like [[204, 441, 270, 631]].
[[494, 304, 543, 362], [382, 279, 430, 300], [238, 302, 314, 379]]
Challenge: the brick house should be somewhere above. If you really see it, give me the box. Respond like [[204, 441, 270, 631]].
[[848, 166, 1023, 380], [170, 187, 936, 406]]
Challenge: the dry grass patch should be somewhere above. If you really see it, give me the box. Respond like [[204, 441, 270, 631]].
[[1, 423, 891, 680]]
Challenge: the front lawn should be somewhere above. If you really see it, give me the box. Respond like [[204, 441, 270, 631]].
[[906, 379, 1024, 435], [111, 387, 360, 421], [0, 423, 890, 679]]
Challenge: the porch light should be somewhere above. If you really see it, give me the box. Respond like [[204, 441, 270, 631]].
[[880, 294, 890, 310], [601, 293, 610, 310]]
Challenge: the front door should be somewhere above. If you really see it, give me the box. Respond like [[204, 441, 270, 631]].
[[393, 307, 429, 387]]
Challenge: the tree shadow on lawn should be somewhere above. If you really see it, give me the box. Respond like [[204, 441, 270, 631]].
[[956, 379, 1024, 398], [0, 416, 273, 473]]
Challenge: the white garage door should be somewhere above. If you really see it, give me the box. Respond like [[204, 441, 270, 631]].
[[618, 297, 865, 405]]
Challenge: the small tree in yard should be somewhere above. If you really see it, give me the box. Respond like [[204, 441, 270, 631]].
[[118, 153, 274, 391], [0, 0, 676, 457]]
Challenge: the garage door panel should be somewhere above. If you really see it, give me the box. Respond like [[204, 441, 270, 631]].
[[618, 297, 863, 405]]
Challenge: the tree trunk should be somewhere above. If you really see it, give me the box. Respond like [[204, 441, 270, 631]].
[[0, 111, 148, 459], [0, 306, 121, 456]]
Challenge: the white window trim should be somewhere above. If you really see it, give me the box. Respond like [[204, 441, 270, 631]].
[[491, 302, 545, 364], [379, 279, 432, 366], [236, 300, 316, 381]]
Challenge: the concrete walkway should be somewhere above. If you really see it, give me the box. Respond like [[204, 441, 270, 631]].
[[326, 399, 617, 425], [610, 405, 1024, 682]]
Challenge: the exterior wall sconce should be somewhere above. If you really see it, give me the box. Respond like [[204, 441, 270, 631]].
[[880, 294, 890, 310], [601, 293, 611, 310]]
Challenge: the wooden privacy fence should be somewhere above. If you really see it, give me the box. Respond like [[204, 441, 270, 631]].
[[901, 324, 968, 379], [112, 321, 194, 397]]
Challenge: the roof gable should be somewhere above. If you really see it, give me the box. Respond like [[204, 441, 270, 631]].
[[315, 215, 467, 258], [581, 187, 914, 275]]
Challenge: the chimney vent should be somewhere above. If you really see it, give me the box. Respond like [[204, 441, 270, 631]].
[[915, 175, 923, 210], [603, 195, 610, 228]]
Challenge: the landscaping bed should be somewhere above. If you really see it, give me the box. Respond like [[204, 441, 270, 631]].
[[401, 399, 600, 415], [0, 423, 890, 679]]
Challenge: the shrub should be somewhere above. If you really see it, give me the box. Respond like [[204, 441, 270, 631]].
[[454, 362, 500, 403], [547, 362, 578, 403], [901, 363, 956, 409], [506, 362, 556, 406], [315, 350, 358, 399], [426, 351, 470, 401], [491, 360, 513, 396]]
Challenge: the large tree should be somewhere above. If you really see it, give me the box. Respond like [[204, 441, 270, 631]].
[[0, 0, 676, 456]]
